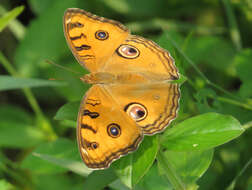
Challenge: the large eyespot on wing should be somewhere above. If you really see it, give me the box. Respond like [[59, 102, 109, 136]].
[[116, 44, 140, 59], [63, 8, 130, 72], [77, 85, 143, 169], [124, 103, 147, 122]]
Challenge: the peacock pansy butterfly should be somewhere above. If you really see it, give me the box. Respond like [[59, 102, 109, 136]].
[[63, 8, 180, 169]]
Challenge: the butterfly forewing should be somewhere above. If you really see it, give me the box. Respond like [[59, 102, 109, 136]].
[[63, 8, 129, 72]]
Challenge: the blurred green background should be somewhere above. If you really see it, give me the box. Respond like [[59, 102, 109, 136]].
[[0, 0, 252, 190]]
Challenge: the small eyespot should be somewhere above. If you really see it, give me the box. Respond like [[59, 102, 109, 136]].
[[76, 22, 83, 27], [124, 103, 147, 122], [95, 30, 109, 40], [107, 123, 121, 138], [91, 142, 99, 149], [117, 44, 140, 59]]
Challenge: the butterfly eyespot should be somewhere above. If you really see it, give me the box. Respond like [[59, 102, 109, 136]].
[[75, 22, 83, 27], [95, 30, 109, 40], [107, 123, 121, 138], [91, 142, 99, 149], [117, 44, 140, 59], [124, 103, 147, 122]]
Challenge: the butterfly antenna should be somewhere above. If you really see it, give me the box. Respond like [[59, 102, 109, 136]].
[[45, 59, 82, 75]]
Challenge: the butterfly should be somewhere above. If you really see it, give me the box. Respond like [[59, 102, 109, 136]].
[[63, 8, 180, 169]]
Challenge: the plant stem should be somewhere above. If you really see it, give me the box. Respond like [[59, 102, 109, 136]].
[[0, 151, 31, 188], [226, 157, 252, 190], [0, 51, 57, 140], [217, 96, 252, 111], [164, 33, 252, 110], [158, 151, 186, 190], [242, 121, 252, 130], [222, 0, 242, 51]]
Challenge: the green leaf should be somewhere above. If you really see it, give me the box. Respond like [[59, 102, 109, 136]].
[[54, 101, 80, 121], [0, 6, 24, 32], [136, 164, 173, 190], [160, 149, 213, 186], [0, 105, 45, 148], [33, 152, 91, 177], [109, 179, 131, 190], [0, 75, 67, 91], [157, 151, 186, 190], [112, 135, 159, 188], [161, 113, 244, 151], [21, 138, 79, 174], [84, 168, 117, 190]]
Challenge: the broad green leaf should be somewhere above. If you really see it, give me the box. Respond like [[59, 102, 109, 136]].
[[0, 6, 24, 32], [112, 135, 159, 188], [21, 138, 79, 174], [136, 164, 173, 190], [83, 168, 117, 190], [161, 113, 244, 151], [160, 149, 213, 187], [0, 105, 45, 148], [157, 151, 186, 190], [0, 75, 67, 91], [109, 179, 131, 190], [33, 152, 91, 177], [54, 101, 80, 121]]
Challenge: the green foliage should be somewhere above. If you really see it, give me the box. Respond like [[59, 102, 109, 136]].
[[0, 0, 252, 190], [0, 75, 67, 91], [0, 6, 24, 32]]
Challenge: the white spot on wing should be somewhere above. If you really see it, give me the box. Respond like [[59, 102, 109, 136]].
[[81, 147, 89, 156]]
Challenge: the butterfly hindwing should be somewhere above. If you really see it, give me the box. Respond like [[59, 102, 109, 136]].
[[104, 83, 180, 135], [77, 85, 143, 169]]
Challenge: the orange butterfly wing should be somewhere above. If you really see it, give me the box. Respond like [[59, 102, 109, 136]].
[[63, 8, 129, 72], [77, 85, 143, 169]]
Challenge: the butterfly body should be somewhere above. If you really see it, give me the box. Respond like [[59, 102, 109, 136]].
[[64, 8, 180, 169]]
